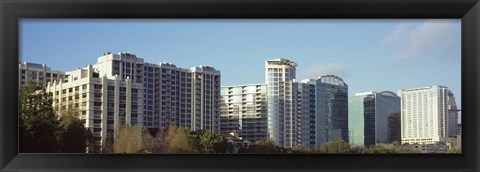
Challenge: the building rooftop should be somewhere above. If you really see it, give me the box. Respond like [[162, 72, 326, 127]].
[[266, 58, 298, 67]]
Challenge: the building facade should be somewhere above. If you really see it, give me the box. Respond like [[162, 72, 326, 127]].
[[400, 85, 457, 144], [19, 62, 66, 87], [348, 91, 401, 147], [46, 65, 144, 151], [220, 84, 268, 142], [24, 51, 221, 152], [265, 58, 298, 147], [296, 80, 317, 147], [313, 75, 349, 147]]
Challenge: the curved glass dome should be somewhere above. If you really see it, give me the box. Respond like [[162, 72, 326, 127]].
[[318, 74, 347, 86]]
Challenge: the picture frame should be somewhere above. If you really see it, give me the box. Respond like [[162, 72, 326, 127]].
[[1, 0, 479, 171]]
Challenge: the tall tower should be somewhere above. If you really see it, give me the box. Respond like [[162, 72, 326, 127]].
[[265, 58, 297, 147], [400, 85, 457, 144], [315, 75, 348, 147]]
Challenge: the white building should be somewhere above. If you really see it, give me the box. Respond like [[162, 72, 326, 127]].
[[265, 58, 298, 147], [399, 85, 457, 145], [220, 84, 268, 142], [19, 62, 66, 87], [46, 65, 144, 151], [24, 51, 221, 152]]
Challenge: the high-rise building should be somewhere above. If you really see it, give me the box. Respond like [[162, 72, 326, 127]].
[[46, 65, 144, 151], [296, 79, 316, 147], [190, 65, 222, 132], [348, 91, 401, 147], [18, 62, 66, 87], [400, 85, 457, 144], [220, 84, 268, 142], [265, 58, 298, 147], [313, 75, 349, 146], [25, 51, 221, 152]]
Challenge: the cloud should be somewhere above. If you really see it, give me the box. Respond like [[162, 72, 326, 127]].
[[299, 63, 349, 80], [382, 22, 413, 45], [382, 20, 460, 62]]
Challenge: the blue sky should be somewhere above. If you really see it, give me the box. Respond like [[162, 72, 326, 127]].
[[20, 19, 461, 110]]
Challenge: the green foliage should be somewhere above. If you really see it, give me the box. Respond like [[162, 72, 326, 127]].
[[57, 113, 89, 152], [56, 102, 90, 153], [19, 81, 91, 153], [19, 82, 59, 153], [199, 130, 224, 153], [319, 140, 351, 153], [366, 144, 420, 154], [240, 139, 284, 153], [291, 144, 317, 153], [447, 147, 462, 153]]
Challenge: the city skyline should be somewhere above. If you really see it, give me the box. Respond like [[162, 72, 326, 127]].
[[20, 19, 461, 103]]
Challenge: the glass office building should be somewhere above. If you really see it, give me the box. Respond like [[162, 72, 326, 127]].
[[348, 91, 401, 147], [315, 75, 349, 147], [314, 75, 349, 146]]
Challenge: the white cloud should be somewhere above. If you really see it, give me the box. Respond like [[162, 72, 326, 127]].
[[382, 20, 460, 62], [382, 22, 412, 45], [299, 63, 349, 80]]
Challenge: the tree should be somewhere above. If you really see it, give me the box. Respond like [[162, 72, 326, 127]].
[[101, 131, 115, 153], [365, 144, 420, 154], [198, 130, 224, 153], [57, 113, 89, 152], [447, 147, 462, 153], [168, 127, 196, 153], [114, 125, 144, 153], [19, 81, 59, 153], [319, 140, 351, 153], [142, 128, 156, 153], [239, 139, 283, 153], [56, 102, 90, 153], [291, 144, 316, 153], [211, 140, 234, 153], [155, 124, 178, 153]]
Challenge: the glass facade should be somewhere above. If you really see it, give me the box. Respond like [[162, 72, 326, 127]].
[[349, 91, 401, 147], [314, 75, 348, 146]]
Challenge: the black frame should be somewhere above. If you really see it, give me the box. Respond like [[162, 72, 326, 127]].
[[1, 0, 479, 171]]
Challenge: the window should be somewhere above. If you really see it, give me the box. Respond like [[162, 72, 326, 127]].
[[82, 93, 87, 98], [94, 102, 102, 107], [94, 84, 102, 89], [75, 86, 79, 91], [62, 89, 66, 94], [108, 86, 114, 91], [82, 84, 87, 90], [94, 119, 101, 124]]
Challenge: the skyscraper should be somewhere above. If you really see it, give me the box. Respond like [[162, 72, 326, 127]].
[[220, 84, 268, 142], [313, 75, 349, 147], [400, 85, 457, 144], [348, 91, 401, 147], [296, 79, 317, 147], [265, 58, 297, 147], [29, 51, 221, 152]]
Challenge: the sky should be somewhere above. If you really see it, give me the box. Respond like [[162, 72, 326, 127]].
[[20, 19, 461, 112]]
